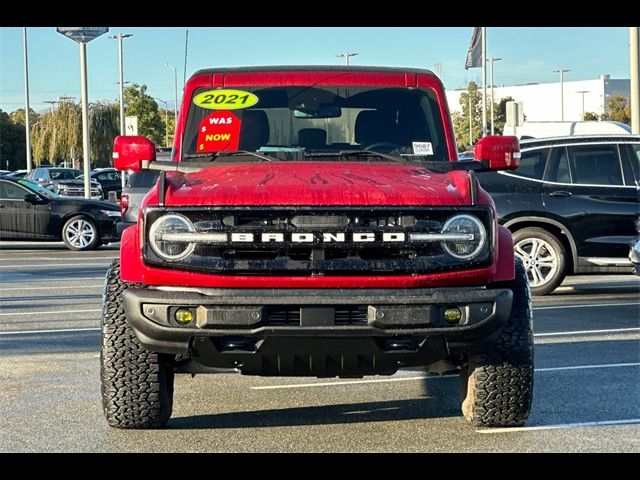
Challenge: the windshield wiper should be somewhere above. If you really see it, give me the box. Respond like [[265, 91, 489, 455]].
[[304, 150, 405, 163], [183, 150, 276, 162]]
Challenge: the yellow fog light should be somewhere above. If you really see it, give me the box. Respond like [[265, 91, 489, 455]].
[[175, 308, 194, 325], [443, 307, 462, 324]]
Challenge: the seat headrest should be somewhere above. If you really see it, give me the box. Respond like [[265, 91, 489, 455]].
[[354, 110, 397, 144], [239, 110, 270, 151], [298, 128, 327, 148]]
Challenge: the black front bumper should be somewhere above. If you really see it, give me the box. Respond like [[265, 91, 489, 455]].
[[116, 220, 135, 237], [123, 286, 512, 377]]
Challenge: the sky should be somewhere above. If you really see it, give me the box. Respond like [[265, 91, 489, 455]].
[[0, 27, 632, 114]]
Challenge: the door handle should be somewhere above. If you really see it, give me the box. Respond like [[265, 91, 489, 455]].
[[550, 191, 572, 197]]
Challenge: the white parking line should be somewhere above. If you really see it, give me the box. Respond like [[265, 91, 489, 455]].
[[0, 284, 103, 291], [477, 418, 640, 434], [0, 309, 101, 317], [536, 327, 640, 336], [251, 362, 640, 390], [0, 263, 111, 268], [0, 327, 101, 335], [534, 302, 640, 310]]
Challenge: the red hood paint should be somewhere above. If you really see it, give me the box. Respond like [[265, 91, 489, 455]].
[[152, 162, 473, 207]]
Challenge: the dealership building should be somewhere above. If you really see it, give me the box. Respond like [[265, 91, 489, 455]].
[[445, 75, 631, 122]]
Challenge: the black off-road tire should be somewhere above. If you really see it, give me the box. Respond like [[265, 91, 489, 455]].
[[100, 259, 174, 429], [512, 227, 566, 296], [460, 258, 534, 428]]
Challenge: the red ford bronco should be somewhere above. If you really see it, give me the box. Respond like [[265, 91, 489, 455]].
[[102, 66, 533, 429]]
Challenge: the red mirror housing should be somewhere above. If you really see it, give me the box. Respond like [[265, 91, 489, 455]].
[[113, 136, 156, 172], [474, 135, 520, 171]]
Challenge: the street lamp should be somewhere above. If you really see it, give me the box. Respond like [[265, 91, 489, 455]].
[[336, 52, 358, 66], [153, 97, 170, 148], [576, 90, 590, 120], [489, 57, 502, 135], [553, 68, 571, 121], [23, 27, 33, 173], [109, 34, 133, 136], [165, 63, 179, 128]]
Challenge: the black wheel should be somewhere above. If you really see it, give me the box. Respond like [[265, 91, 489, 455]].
[[460, 257, 534, 428], [512, 227, 566, 296], [100, 259, 174, 429], [62, 215, 100, 251]]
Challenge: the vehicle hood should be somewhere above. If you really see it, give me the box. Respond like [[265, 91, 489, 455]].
[[56, 179, 101, 187], [53, 197, 118, 210], [160, 162, 473, 206]]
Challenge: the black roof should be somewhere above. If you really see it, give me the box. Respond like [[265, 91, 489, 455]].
[[520, 134, 640, 149], [192, 65, 436, 76]]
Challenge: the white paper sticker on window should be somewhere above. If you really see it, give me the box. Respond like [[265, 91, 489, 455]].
[[412, 142, 433, 155]]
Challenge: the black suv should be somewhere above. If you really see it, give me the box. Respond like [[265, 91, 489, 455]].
[[477, 135, 640, 295]]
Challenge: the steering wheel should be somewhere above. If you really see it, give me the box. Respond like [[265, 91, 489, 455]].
[[363, 142, 400, 152]]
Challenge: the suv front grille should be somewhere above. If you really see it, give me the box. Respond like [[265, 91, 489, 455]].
[[143, 206, 493, 275]]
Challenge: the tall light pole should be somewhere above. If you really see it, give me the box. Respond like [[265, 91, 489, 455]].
[[468, 93, 473, 147], [576, 90, 589, 120], [336, 52, 358, 66], [23, 27, 33, 173], [57, 27, 109, 199], [631, 27, 639, 134], [153, 97, 170, 148], [553, 68, 570, 121], [165, 63, 178, 128], [43, 100, 58, 113], [489, 57, 502, 135], [481, 27, 487, 137], [109, 33, 133, 137]]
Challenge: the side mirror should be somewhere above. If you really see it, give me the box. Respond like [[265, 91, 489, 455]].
[[24, 193, 42, 204], [113, 136, 156, 173], [474, 135, 520, 171]]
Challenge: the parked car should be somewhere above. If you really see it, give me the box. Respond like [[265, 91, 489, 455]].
[[0, 177, 121, 250], [77, 168, 122, 200], [477, 134, 640, 295], [24, 167, 103, 200], [116, 170, 160, 236], [630, 217, 640, 276]]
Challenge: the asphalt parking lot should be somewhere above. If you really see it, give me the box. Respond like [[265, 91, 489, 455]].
[[1, 242, 639, 452]]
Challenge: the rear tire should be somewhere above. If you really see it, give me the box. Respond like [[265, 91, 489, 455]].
[[460, 257, 534, 428], [62, 215, 100, 251], [100, 259, 174, 429], [512, 227, 566, 296]]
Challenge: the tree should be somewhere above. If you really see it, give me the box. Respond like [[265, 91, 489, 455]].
[[31, 100, 119, 167], [493, 96, 514, 135], [89, 102, 119, 167], [452, 82, 483, 150], [10, 108, 40, 126], [0, 109, 27, 171], [583, 112, 599, 121], [123, 84, 165, 145], [601, 93, 631, 124]]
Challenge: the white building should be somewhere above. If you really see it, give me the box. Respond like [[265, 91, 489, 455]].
[[445, 75, 630, 122]]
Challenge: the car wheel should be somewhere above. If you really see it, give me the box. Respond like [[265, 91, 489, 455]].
[[460, 257, 534, 427], [512, 227, 566, 296], [101, 259, 174, 428], [62, 215, 100, 251]]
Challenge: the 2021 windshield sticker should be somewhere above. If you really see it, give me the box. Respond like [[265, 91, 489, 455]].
[[193, 89, 259, 110]]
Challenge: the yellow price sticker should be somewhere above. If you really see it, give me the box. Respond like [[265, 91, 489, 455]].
[[193, 89, 259, 110]]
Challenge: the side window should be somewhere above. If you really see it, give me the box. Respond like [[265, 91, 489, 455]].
[[0, 181, 28, 200], [625, 144, 640, 184], [513, 148, 549, 180], [97, 173, 108, 181], [546, 147, 572, 183], [567, 144, 623, 186]]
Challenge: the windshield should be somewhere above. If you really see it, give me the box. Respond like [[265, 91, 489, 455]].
[[50, 169, 81, 180], [182, 85, 448, 161], [18, 179, 59, 199]]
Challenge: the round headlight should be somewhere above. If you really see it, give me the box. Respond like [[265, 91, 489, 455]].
[[148, 214, 195, 261], [441, 214, 486, 259]]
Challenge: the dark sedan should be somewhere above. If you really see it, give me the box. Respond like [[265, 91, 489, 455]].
[[0, 177, 121, 251]]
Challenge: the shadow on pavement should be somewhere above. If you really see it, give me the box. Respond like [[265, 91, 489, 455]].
[[170, 376, 462, 429]]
